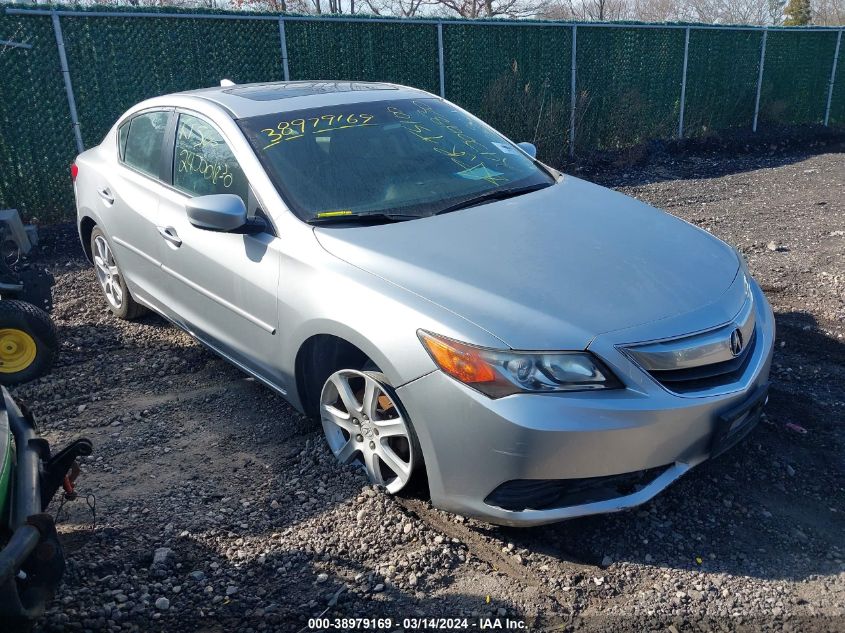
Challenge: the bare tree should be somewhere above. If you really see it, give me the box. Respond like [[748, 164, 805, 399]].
[[543, 0, 631, 19], [578, 0, 630, 19], [812, 0, 845, 23], [362, 0, 434, 15], [767, 0, 787, 24], [235, 0, 317, 11], [629, 0, 685, 21], [543, 0, 783, 23], [432, 0, 550, 17], [683, 0, 770, 24], [39, 0, 842, 22]]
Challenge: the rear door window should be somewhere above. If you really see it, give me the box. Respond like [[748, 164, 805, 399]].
[[123, 111, 169, 178], [172, 113, 248, 205]]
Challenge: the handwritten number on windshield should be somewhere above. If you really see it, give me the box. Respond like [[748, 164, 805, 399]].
[[262, 113, 375, 149]]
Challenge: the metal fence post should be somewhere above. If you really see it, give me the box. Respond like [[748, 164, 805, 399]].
[[677, 26, 690, 138], [752, 28, 768, 133], [824, 30, 842, 127], [437, 22, 445, 98], [278, 16, 290, 81], [569, 24, 577, 158], [51, 11, 84, 154]]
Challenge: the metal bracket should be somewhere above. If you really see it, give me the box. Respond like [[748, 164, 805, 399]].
[[40, 438, 94, 511]]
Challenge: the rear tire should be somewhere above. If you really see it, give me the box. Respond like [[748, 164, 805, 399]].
[[90, 227, 146, 320], [0, 299, 58, 385]]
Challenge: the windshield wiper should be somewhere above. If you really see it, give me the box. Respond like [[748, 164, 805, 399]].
[[434, 182, 552, 216], [307, 212, 419, 226]]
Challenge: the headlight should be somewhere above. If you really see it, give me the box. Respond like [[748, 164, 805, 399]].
[[418, 330, 622, 398]]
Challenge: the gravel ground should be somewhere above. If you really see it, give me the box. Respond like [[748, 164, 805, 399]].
[[10, 145, 844, 632]]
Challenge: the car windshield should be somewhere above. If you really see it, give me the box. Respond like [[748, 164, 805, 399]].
[[237, 98, 555, 223]]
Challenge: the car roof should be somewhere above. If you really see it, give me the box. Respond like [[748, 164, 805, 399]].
[[172, 81, 436, 119]]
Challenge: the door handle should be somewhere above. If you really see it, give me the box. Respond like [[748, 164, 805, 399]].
[[156, 226, 182, 247], [97, 188, 114, 205]]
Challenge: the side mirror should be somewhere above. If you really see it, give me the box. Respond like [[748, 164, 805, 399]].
[[517, 142, 537, 158], [186, 194, 248, 232]]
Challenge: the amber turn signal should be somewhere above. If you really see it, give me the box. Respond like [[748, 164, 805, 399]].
[[418, 331, 497, 384]]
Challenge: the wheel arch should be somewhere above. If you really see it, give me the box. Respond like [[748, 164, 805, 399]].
[[294, 331, 431, 496], [294, 333, 373, 421], [78, 215, 97, 264]]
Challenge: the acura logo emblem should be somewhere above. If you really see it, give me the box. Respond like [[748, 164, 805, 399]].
[[730, 329, 744, 357]]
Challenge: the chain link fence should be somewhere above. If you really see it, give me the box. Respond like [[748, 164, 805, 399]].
[[287, 19, 440, 93], [1, 5, 843, 222], [682, 29, 762, 137], [62, 15, 284, 148], [443, 23, 572, 167], [760, 30, 841, 127], [0, 11, 77, 222]]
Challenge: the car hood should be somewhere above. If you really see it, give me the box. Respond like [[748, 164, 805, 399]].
[[314, 176, 739, 350]]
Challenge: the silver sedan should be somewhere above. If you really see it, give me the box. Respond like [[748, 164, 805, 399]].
[[73, 81, 774, 526]]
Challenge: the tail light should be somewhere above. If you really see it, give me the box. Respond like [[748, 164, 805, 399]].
[[70, 163, 78, 181]]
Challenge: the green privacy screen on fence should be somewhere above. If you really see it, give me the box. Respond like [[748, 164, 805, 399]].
[[574, 26, 686, 153], [61, 15, 284, 148], [286, 20, 439, 93], [0, 5, 843, 222], [443, 23, 572, 167], [759, 30, 840, 127], [683, 29, 762, 137], [0, 12, 78, 219], [831, 39, 845, 126]]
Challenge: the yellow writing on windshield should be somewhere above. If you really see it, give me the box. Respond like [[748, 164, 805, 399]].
[[262, 113, 375, 149], [316, 210, 353, 218], [388, 103, 509, 186]]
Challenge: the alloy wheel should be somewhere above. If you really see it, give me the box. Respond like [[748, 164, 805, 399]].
[[320, 369, 414, 493], [93, 235, 123, 309]]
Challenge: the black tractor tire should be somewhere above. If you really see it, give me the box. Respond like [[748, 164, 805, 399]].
[[0, 299, 58, 385]]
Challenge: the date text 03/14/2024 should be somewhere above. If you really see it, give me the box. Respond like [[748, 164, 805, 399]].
[[307, 617, 528, 630]]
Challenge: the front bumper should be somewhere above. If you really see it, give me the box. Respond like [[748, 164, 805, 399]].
[[397, 281, 775, 527]]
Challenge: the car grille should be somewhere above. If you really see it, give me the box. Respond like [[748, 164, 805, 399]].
[[621, 291, 756, 395], [646, 330, 757, 393]]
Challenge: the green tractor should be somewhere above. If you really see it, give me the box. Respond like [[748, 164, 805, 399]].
[[0, 210, 91, 629], [0, 210, 58, 385], [0, 389, 92, 629]]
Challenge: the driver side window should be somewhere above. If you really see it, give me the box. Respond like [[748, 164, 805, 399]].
[[172, 114, 248, 205]]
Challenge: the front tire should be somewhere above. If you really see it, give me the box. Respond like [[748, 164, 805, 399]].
[[0, 299, 58, 385], [90, 227, 146, 320], [319, 369, 422, 494]]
